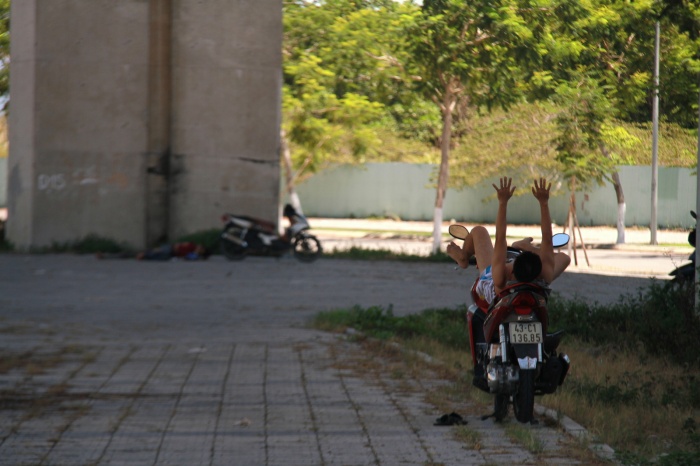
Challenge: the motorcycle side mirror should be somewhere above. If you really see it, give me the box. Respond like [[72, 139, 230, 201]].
[[448, 224, 469, 240], [552, 233, 570, 248]]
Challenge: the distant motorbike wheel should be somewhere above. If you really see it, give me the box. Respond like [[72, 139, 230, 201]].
[[293, 235, 322, 262], [221, 227, 247, 261], [494, 394, 509, 422], [513, 369, 535, 423]]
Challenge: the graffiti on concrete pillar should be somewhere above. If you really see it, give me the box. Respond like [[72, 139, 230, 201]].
[[37, 174, 67, 192], [37, 166, 101, 193], [74, 166, 99, 185]]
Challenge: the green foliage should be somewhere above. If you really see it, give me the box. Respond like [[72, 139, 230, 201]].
[[282, 0, 416, 180], [621, 121, 698, 167], [282, 0, 700, 192], [388, 99, 442, 145], [548, 280, 700, 365], [552, 72, 618, 186], [0, 0, 8, 100], [450, 101, 564, 190]]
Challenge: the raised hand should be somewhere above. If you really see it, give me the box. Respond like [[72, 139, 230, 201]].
[[531, 177, 551, 204], [492, 177, 515, 204]]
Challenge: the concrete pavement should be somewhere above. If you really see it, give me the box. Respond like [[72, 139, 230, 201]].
[[2, 216, 688, 465]]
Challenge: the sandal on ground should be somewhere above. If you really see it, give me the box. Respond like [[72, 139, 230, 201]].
[[434, 412, 467, 426]]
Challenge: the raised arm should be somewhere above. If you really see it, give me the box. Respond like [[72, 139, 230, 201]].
[[491, 177, 515, 291], [532, 178, 555, 283]]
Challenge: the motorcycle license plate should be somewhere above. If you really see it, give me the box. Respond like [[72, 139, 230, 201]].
[[509, 322, 543, 344]]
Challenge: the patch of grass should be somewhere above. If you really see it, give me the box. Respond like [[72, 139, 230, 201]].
[[31, 234, 134, 255], [323, 246, 452, 262], [313, 305, 469, 349]]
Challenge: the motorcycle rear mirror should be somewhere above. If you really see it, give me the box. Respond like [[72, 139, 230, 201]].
[[552, 233, 570, 248], [448, 224, 469, 240]]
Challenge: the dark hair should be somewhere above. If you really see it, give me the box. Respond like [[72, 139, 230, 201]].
[[512, 251, 542, 283]]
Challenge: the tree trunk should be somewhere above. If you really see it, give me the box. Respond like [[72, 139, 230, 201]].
[[432, 90, 456, 254], [611, 171, 626, 244], [281, 129, 304, 215], [599, 143, 626, 244]]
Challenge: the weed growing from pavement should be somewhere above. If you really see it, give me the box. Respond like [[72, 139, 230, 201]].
[[313, 281, 700, 464], [504, 423, 544, 454], [452, 425, 482, 450]]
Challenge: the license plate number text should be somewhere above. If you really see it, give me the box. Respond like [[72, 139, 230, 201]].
[[509, 322, 543, 344]]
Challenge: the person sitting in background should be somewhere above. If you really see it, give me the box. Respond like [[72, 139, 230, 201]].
[[136, 241, 210, 261]]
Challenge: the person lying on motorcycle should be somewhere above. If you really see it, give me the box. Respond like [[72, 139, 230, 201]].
[[445, 177, 570, 305]]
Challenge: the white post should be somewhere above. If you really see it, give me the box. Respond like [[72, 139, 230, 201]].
[[651, 22, 660, 245]]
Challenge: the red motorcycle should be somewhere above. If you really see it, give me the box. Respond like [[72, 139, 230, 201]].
[[449, 225, 571, 424]]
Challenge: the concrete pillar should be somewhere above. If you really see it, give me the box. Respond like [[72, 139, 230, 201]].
[[7, 0, 282, 250]]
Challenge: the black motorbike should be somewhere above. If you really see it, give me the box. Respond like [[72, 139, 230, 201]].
[[220, 204, 322, 262], [669, 210, 696, 285]]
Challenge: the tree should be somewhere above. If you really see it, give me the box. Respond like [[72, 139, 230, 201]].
[[551, 70, 633, 245], [281, 0, 416, 212], [529, 0, 660, 244], [281, 53, 384, 210], [406, 0, 544, 254], [0, 0, 9, 106]]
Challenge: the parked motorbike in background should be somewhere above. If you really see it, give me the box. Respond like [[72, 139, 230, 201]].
[[220, 204, 322, 262], [449, 225, 571, 424], [669, 211, 696, 285]]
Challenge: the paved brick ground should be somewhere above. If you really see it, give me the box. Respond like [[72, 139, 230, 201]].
[[0, 249, 642, 465]]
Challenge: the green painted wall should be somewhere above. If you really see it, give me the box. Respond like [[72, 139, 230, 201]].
[[295, 163, 697, 228]]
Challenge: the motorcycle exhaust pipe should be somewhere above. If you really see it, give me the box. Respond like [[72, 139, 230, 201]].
[[222, 232, 247, 247]]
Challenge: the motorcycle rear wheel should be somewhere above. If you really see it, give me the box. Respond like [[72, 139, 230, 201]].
[[293, 235, 322, 262], [513, 369, 535, 423], [221, 227, 247, 261]]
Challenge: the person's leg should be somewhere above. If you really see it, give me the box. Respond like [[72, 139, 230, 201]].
[[447, 225, 494, 270], [511, 237, 534, 251], [467, 226, 494, 271]]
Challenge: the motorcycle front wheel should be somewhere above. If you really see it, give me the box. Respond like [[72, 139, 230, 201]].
[[293, 235, 322, 262], [513, 369, 535, 423], [221, 227, 247, 261]]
